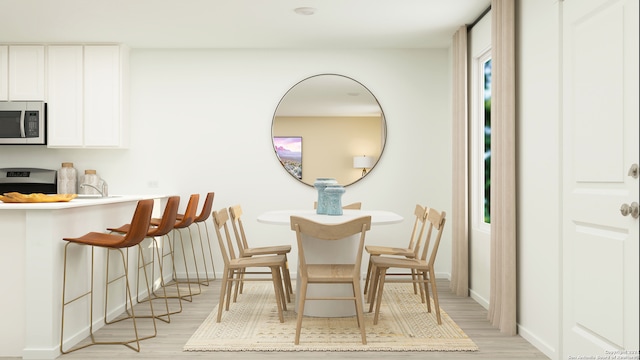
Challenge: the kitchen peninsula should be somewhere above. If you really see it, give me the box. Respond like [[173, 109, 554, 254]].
[[0, 195, 167, 359]]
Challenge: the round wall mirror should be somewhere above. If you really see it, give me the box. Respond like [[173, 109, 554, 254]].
[[272, 74, 386, 187]]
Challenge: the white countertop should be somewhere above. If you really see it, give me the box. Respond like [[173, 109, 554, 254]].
[[0, 194, 167, 210]]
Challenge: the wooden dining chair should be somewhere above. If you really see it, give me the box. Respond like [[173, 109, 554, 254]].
[[212, 207, 288, 323], [228, 204, 292, 300], [290, 215, 371, 345], [367, 207, 447, 325], [363, 204, 428, 299], [313, 201, 362, 210]]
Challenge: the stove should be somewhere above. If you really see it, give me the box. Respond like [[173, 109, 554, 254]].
[[0, 168, 57, 194]]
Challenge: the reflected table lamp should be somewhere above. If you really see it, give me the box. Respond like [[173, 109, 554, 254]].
[[353, 156, 375, 177]]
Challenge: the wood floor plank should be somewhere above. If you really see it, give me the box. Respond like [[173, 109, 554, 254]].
[[45, 279, 549, 360]]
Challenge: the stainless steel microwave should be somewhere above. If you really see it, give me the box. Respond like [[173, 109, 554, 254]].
[[0, 101, 46, 145]]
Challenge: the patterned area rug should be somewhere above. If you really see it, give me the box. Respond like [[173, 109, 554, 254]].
[[184, 282, 478, 352]]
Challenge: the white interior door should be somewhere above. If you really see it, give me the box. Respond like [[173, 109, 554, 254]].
[[562, 0, 639, 357]]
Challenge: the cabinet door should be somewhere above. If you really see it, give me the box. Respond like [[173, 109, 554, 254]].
[[9, 46, 45, 100], [84, 45, 122, 147], [0, 46, 7, 100], [47, 46, 84, 147]]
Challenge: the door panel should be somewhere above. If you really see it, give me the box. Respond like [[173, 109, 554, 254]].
[[563, 0, 639, 356]]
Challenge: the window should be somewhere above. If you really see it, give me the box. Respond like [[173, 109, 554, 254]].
[[483, 58, 491, 224], [472, 49, 492, 230]]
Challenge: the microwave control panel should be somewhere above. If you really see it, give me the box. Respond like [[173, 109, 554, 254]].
[[25, 111, 40, 137]]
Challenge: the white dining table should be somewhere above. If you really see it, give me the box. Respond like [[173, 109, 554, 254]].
[[257, 209, 403, 317]]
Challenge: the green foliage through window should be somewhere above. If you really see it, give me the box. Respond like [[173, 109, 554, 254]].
[[484, 59, 491, 224]]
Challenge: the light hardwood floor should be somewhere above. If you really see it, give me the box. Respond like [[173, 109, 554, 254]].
[[14, 279, 549, 360]]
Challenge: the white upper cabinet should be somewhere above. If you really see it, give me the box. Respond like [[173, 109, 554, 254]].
[[46, 44, 129, 148], [8, 45, 45, 101], [0, 46, 8, 100], [83, 45, 128, 148], [47, 45, 84, 147]]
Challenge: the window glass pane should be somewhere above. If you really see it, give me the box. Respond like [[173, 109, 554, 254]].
[[483, 59, 492, 224]]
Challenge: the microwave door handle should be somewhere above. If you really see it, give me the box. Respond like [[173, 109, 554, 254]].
[[19, 110, 26, 138]]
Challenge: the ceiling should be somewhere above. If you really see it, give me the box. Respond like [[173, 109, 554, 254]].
[[0, 0, 490, 49]]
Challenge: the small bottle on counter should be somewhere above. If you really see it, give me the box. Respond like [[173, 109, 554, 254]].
[[79, 170, 101, 195], [57, 162, 77, 194]]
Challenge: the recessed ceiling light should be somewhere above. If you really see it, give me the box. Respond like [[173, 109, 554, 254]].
[[294, 7, 316, 16]]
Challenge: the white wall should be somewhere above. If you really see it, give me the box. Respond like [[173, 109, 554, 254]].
[[515, 0, 561, 358], [0, 48, 453, 279]]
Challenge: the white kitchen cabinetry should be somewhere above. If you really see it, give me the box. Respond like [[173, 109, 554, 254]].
[[0, 46, 7, 100], [0, 45, 45, 101], [47, 46, 84, 146], [47, 44, 129, 148], [8, 45, 46, 101]]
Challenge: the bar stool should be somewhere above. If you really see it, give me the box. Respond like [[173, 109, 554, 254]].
[[107, 196, 183, 322], [60, 199, 155, 353], [176, 192, 216, 285], [151, 194, 202, 301]]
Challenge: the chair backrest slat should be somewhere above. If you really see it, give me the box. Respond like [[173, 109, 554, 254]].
[[418, 207, 447, 266], [213, 207, 237, 265], [194, 192, 215, 223], [228, 204, 249, 257], [407, 204, 429, 256], [149, 196, 180, 237], [117, 199, 154, 248], [175, 194, 200, 229], [290, 215, 371, 278]]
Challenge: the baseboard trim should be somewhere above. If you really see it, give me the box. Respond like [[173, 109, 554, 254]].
[[517, 323, 557, 360]]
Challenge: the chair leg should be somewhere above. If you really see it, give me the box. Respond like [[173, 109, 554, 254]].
[[294, 279, 308, 345], [283, 255, 293, 295], [60, 243, 96, 354], [233, 269, 243, 302], [197, 221, 217, 280], [352, 279, 367, 344], [153, 233, 185, 306], [216, 268, 230, 322], [421, 269, 431, 309], [134, 237, 174, 323], [192, 223, 211, 286], [104, 248, 158, 350], [373, 267, 388, 325], [363, 255, 375, 295], [175, 229, 201, 301], [270, 266, 285, 323], [429, 267, 442, 325], [411, 269, 421, 297], [367, 261, 380, 305], [280, 261, 292, 303]]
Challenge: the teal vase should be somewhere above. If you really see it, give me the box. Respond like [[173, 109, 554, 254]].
[[324, 185, 345, 216], [314, 178, 337, 214]]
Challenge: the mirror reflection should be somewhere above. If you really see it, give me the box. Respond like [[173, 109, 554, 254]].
[[272, 74, 386, 186]]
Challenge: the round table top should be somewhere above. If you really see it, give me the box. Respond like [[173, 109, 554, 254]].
[[257, 209, 404, 226]]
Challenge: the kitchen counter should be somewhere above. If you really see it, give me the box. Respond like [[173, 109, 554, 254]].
[[0, 194, 168, 359], [0, 194, 157, 210]]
